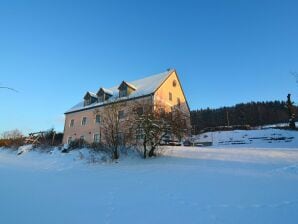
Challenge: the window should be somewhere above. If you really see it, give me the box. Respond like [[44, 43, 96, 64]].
[[67, 137, 72, 144], [118, 110, 125, 120], [95, 115, 101, 124], [136, 128, 144, 140], [136, 107, 144, 116], [119, 89, 127, 97], [81, 117, 87, 126], [177, 97, 181, 107], [94, 133, 100, 143], [80, 136, 85, 141], [98, 95, 104, 102], [117, 132, 124, 145], [84, 98, 91, 106], [169, 92, 172, 101], [173, 80, 177, 87], [69, 119, 74, 127]]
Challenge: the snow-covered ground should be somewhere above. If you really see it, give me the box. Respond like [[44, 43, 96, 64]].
[[1, 128, 298, 224], [194, 128, 298, 148]]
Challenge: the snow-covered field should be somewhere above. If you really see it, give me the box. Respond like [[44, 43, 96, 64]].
[[1, 128, 298, 224], [194, 128, 298, 148]]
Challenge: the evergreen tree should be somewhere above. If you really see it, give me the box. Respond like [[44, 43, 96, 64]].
[[191, 100, 297, 134], [286, 94, 296, 129]]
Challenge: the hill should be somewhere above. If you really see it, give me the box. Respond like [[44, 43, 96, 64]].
[[191, 101, 297, 134]]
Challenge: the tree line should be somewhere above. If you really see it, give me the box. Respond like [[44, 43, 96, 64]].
[[191, 101, 297, 134]]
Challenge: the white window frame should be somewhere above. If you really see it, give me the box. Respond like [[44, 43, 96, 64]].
[[67, 136, 72, 144], [95, 114, 101, 124], [81, 117, 87, 126], [93, 133, 100, 143], [69, 119, 74, 127], [118, 110, 125, 120]]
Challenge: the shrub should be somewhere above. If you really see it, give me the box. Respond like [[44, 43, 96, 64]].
[[90, 142, 107, 152], [34, 129, 64, 146], [68, 139, 89, 150], [0, 137, 25, 149]]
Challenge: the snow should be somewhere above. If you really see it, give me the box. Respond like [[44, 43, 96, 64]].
[[100, 87, 114, 96], [0, 128, 298, 224], [193, 128, 298, 148], [17, 144, 33, 155], [84, 91, 97, 98]]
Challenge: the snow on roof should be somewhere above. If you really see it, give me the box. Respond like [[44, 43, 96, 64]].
[[99, 87, 113, 96], [118, 81, 137, 90], [65, 69, 173, 114], [84, 91, 97, 99]]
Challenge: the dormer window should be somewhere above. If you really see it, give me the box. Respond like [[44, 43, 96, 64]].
[[119, 88, 127, 97], [118, 81, 136, 98], [85, 98, 91, 105], [98, 95, 104, 102], [97, 88, 113, 102], [84, 92, 97, 106]]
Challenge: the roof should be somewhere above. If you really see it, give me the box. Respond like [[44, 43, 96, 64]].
[[84, 91, 97, 99], [65, 69, 173, 114], [118, 81, 137, 90], [97, 87, 113, 96]]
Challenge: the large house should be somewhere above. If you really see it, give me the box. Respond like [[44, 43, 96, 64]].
[[63, 69, 191, 144]]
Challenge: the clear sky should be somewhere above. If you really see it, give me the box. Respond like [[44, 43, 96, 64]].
[[0, 0, 298, 134]]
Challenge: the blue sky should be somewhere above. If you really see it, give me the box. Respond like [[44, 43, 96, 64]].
[[0, 0, 298, 134]]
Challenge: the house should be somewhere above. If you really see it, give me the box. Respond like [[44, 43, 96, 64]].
[[63, 69, 191, 144]]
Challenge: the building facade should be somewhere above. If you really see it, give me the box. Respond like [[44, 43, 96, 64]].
[[63, 69, 191, 144]]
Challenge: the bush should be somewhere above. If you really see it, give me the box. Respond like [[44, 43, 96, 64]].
[[35, 129, 63, 146], [0, 138, 25, 149], [90, 142, 107, 152], [68, 139, 89, 150]]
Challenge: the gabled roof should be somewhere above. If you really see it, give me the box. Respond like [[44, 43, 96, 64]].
[[83, 91, 97, 100], [97, 87, 113, 96], [118, 81, 137, 90], [65, 69, 173, 114]]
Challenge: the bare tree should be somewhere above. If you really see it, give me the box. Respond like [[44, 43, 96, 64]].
[[1, 129, 23, 139], [132, 100, 189, 158], [94, 99, 132, 159]]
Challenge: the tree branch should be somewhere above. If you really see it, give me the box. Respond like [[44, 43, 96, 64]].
[[0, 86, 18, 93]]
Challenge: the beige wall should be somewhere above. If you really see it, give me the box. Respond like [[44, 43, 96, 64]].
[[154, 71, 188, 111], [154, 71, 190, 114], [63, 96, 153, 144], [154, 71, 191, 133]]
